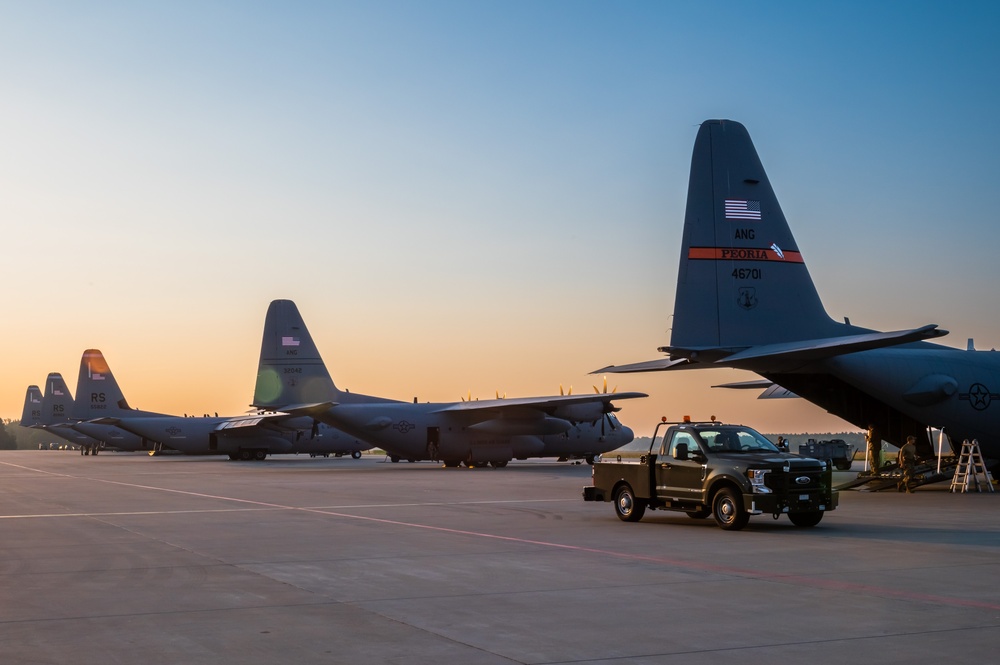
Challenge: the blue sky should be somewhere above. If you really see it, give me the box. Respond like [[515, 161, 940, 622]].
[[3, 1, 999, 435]]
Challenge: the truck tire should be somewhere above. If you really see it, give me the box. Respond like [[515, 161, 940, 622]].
[[788, 511, 824, 527], [712, 487, 749, 531], [614, 484, 646, 522]]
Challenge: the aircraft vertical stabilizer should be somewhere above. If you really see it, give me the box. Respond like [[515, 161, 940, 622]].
[[42, 373, 76, 425], [73, 350, 165, 420], [21, 385, 44, 426], [670, 119, 845, 353], [253, 299, 339, 409]]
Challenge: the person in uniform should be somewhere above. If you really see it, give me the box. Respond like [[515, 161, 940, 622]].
[[897, 435, 918, 493], [865, 425, 882, 475]]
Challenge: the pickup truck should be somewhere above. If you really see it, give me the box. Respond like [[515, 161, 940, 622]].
[[583, 419, 838, 530]]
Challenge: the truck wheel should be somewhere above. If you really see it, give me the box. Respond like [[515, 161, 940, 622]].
[[712, 488, 749, 531], [788, 511, 824, 527], [614, 485, 646, 522], [686, 508, 711, 519]]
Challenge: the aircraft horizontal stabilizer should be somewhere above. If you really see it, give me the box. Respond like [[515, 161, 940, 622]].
[[590, 358, 691, 374], [433, 392, 647, 415], [265, 402, 337, 417], [712, 380, 799, 399], [713, 324, 947, 368]]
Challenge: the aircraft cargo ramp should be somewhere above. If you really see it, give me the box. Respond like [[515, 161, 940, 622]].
[[836, 459, 959, 492]]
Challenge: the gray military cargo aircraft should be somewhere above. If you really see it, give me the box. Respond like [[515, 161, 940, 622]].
[[251, 299, 645, 467], [595, 118, 1000, 463], [18, 383, 91, 450], [78, 349, 370, 460], [25, 374, 152, 454]]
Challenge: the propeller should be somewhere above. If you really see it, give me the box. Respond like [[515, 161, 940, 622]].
[[590, 377, 620, 436], [560, 384, 573, 396], [592, 376, 617, 395], [496, 390, 506, 399], [311, 419, 319, 439]]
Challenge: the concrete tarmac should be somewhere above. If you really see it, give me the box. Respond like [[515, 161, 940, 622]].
[[1, 450, 998, 664]]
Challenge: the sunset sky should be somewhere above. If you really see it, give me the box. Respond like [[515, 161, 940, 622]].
[[3, 2, 1000, 437]]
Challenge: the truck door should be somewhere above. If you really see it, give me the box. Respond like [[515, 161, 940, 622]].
[[655, 431, 706, 503]]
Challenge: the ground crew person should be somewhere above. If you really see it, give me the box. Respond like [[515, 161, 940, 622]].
[[865, 425, 882, 474], [898, 435, 918, 493]]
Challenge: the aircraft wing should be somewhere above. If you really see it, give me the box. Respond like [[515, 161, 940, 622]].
[[217, 403, 337, 431]]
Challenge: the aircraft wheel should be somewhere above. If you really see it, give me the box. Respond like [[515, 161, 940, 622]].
[[686, 508, 711, 519], [407, 459, 416, 463], [228, 453, 239, 461], [239, 450, 252, 461], [614, 484, 646, 522], [442, 460, 461, 468], [788, 511, 824, 528], [352, 450, 362, 459], [712, 487, 749, 531], [254, 450, 267, 461], [586, 455, 595, 465], [390, 455, 400, 463], [491, 460, 508, 468]]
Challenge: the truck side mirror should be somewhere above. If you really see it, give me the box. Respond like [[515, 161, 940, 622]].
[[673, 443, 689, 461]]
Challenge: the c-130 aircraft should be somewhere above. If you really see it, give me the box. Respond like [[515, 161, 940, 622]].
[[252, 299, 645, 467], [596, 119, 1000, 467]]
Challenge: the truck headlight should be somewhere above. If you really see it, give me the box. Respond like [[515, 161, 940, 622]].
[[748, 469, 772, 493]]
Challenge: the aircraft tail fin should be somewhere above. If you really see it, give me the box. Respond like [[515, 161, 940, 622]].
[[253, 299, 339, 409], [41, 373, 75, 425], [73, 349, 154, 420], [670, 119, 848, 354], [21, 385, 44, 426]]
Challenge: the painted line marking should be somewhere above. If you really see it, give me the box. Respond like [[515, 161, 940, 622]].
[[3, 459, 998, 612]]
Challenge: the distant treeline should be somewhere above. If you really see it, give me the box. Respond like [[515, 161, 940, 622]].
[[0, 420, 58, 450], [0, 419, 19, 450]]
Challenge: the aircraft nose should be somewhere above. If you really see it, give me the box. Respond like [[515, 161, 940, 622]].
[[619, 424, 635, 444]]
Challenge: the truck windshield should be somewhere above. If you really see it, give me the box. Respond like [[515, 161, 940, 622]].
[[698, 428, 780, 453]]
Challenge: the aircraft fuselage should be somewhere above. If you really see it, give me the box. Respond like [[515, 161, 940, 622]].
[[317, 402, 634, 464]]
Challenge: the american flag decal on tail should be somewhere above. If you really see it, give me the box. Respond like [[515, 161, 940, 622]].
[[724, 199, 761, 220]]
